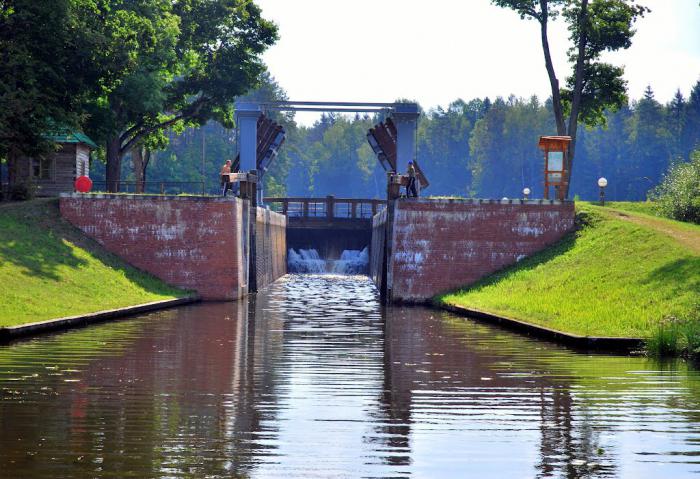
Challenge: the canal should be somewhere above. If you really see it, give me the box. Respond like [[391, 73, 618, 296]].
[[1, 275, 700, 478]]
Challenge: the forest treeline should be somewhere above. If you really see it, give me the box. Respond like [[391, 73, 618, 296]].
[[99, 76, 700, 202]]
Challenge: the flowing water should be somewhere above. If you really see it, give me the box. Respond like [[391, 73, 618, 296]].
[[2, 275, 700, 478], [288, 247, 369, 274]]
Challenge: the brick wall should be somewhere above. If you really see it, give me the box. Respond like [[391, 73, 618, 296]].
[[255, 207, 287, 289], [60, 194, 247, 300], [385, 198, 576, 302]]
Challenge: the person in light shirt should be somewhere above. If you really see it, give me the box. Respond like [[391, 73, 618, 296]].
[[406, 161, 418, 198], [220, 160, 233, 196]]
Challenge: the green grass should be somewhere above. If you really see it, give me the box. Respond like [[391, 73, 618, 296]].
[[0, 199, 189, 327], [437, 203, 700, 339], [603, 201, 658, 216]]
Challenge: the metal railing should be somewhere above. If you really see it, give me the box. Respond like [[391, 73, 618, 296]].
[[91, 181, 207, 195], [264, 196, 386, 219]]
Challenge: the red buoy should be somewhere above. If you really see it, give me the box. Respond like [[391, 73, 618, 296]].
[[74, 176, 93, 193]]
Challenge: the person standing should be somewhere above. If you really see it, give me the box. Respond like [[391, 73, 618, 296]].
[[406, 161, 418, 198], [221, 160, 233, 196]]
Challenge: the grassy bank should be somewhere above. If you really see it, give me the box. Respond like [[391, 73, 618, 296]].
[[0, 199, 188, 327], [437, 203, 700, 339]]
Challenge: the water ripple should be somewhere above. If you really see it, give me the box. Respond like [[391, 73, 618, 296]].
[[1, 275, 700, 478]]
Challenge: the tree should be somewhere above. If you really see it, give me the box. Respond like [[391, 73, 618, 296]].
[[82, 0, 277, 191], [682, 80, 700, 158], [0, 0, 104, 185], [491, 0, 647, 197], [417, 100, 478, 197], [669, 89, 686, 160], [625, 86, 671, 199]]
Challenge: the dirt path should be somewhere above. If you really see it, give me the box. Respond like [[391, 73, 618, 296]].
[[606, 209, 700, 254]]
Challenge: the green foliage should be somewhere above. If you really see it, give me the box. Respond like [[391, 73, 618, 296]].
[[561, 0, 649, 128], [437, 204, 700, 338], [562, 61, 627, 127], [646, 318, 683, 357], [647, 310, 700, 359], [94, 78, 700, 203], [0, 0, 277, 190], [0, 199, 187, 326], [604, 201, 657, 216], [491, 0, 648, 198], [7, 181, 35, 201], [0, 0, 95, 158], [491, 0, 648, 131], [469, 96, 551, 197], [651, 150, 700, 224]]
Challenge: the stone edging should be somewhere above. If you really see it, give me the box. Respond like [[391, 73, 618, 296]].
[[436, 302, 644, 352], [0, 296, 201, 343]]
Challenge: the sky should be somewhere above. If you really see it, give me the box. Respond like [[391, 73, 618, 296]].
[[255, 0, 700, 125]]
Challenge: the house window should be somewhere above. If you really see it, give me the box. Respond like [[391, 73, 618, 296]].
[[32, 157, 53, 180]]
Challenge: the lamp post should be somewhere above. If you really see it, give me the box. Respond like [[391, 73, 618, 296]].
[[523, 187, 531, 201], [598, 177, 608, 206]]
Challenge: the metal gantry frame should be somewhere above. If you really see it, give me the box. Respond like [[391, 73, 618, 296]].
[[234, 100, 421, 203], [259, 100, 397, 114]]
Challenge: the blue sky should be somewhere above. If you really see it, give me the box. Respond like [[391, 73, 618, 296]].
[[256, 0, 700, 124]]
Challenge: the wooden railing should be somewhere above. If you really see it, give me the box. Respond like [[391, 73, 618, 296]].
[[264, 196, 386, 219]]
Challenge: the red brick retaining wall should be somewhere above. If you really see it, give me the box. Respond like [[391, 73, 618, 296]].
[[60, 195, 251, 300], [386, 199, 576, 302]]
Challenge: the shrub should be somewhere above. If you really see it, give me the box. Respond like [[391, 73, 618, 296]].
[[651, 149, 700, 224], [8, 181, 36, 201]]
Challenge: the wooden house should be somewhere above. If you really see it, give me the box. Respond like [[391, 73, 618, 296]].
[[14, 131, 97, 197]]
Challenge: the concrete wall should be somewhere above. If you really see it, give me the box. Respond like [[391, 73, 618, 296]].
[[60, 194, 251, 301], [369, 207, 388, 293], [378, 198, 576, 303], [255, 207, 287, 290]]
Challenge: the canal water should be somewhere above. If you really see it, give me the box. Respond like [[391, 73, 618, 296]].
[[2, 275, 700, 478]]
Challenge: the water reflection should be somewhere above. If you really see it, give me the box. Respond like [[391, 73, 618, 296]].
[[1, 275, 700, 478]]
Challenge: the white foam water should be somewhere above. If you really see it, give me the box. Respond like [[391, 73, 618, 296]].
[[288, 247, 369, 275]]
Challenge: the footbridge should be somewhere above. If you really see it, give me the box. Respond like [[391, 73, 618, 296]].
[[265, 196, 385, 264]]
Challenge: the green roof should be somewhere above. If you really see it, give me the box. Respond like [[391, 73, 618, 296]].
[[44, 130, 98, 149]]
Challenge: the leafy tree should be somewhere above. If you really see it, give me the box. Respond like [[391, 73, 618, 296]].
[[417, 100, 478, 197], [624, 86, 671, 199], [651, 149, 700, 224], [669, 89, 686, 160], [81, 0, 277, 191], [576, 104, 631, 199], [682, 81, 700, 158], [491, 0, 648, 197], [469, 98, 508, 196], [0, 0, 103, 184]]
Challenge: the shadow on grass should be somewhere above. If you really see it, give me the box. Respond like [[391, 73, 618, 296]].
[[0, 199, 185, 296], [642, 258, 700, 294], [0, 200, 88, 281]]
